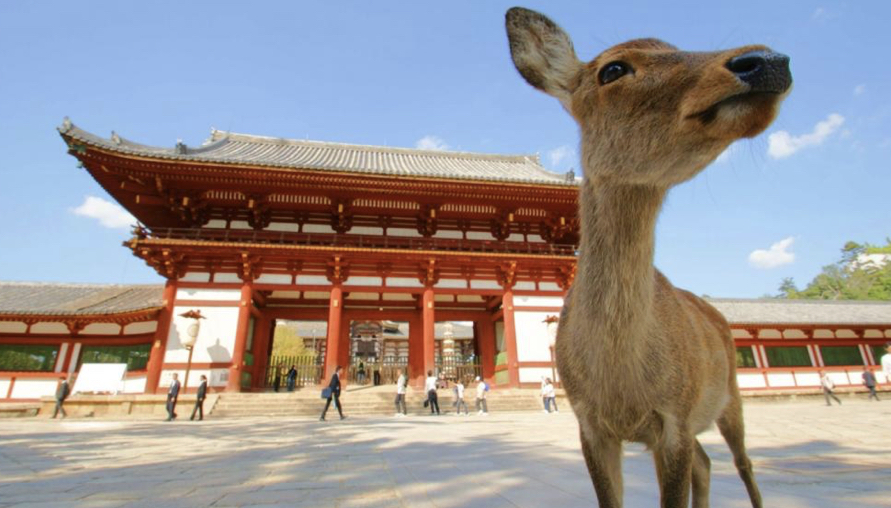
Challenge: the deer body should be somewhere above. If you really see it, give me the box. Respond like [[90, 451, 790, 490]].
[[506, 7, 791, 508]]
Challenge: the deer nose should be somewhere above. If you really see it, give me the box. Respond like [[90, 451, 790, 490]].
[[726, 50, 792, 93]]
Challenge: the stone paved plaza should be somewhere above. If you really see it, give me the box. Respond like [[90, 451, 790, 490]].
[[0, 398, 888, 507]]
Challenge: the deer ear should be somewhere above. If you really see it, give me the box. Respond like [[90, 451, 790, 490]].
[[506, 7, 581, 109]]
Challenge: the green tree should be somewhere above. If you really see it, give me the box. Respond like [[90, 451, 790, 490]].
[[777, 238, 891, 301], [270, 323, 315, 358]]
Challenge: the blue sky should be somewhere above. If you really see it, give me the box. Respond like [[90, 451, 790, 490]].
[[1, 1, 888, 298]]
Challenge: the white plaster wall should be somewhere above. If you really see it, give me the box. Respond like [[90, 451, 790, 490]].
[[348, 226, 384, 235], [55, 343, 69, 372], [470, 280, 500, 290], [123, 376, 147, 393], [0, 379, 10, 398], [527, 234, 545, 243], [795, 372, 821, 386], [513, 296, 564, 308], [124, 321, 158, 335], [176, 288, 241, 301], [388, 228, 421, 237], [230, 220, 251, 229], [303, 224, 336, 234], [345, 276, 383, 286], [267, 222, 300, 232], [205, 219, 227, 228], [435, 279, 467, 289], [514, 311, 554, 362], [433, 230, 462, 239], [538, 282, 562, 292], [30, 322, 69, 334], [82, 323, 121, 335], [387, 278, 423, 288], [10, 379, 57, 399], [165, 306, 240, 364], [0, 321, 26, 333], [520, 367, 557, 384], [737, 373, 767, 389], [180, 272, 211, 283], [766, 372, 795, 387], [513, 281, 536, 291], [304, 291, 331, 299], [466, 231, 495, 241], [213, 273, 242, 283], [255, 273, 291, 284], [211, 368, 229, 387], [161, 369, 227, 388], [296, 275, 330, 285]]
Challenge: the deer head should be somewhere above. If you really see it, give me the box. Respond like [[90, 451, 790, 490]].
[[506, 7, 792, 187]]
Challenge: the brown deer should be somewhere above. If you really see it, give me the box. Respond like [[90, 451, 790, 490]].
[[506, 7, 791, 508]]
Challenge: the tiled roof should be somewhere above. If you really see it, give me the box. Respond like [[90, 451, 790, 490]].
[[0, 282, 164, 317], [708, 299, 891, 325], [59, 119, 577, 187]]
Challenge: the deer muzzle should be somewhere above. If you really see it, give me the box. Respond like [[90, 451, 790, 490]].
[[726, 50, 792, 94]]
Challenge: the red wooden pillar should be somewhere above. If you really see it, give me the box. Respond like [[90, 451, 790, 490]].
[[337, 317, 351, 376], [475, 318, 496, 385], [323, 285, 343, 381], [408, 314, 424, 386], [502, 289, 520, 387], [145, 280, 177, 394], [251, 314, 273, 390], [422, 286, 435, 377], [227, 283, 254, 391]]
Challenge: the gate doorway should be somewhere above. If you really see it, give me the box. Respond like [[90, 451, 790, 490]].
[[263, 319, 325, 390], [348, 320, 408, 386]]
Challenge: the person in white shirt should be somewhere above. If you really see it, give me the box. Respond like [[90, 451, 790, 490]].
[[475, 376, 488, 415], [540, 376, 549, 413], [820, 371, 842, 406], [394, 369, 407, 417], [425, 370, 440, 415], [543, 378, 558, 413], [881, 342, 891, 380], [453, 379, 468, 415]]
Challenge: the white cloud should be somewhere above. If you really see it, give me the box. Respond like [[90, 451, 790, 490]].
[[547, 144, 575, 169], [748, 237, 796, 269], [767, 113, 845, 159], [71, 196, 135, 229], [811, 7, 826, 20], [415, 135, 449, 151], [853, 84, 866, 96]]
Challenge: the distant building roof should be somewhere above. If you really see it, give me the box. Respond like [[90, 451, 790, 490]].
[[708, 299, 891, 326], [59, 120, 577, 187], [0, 282, 163, 317]]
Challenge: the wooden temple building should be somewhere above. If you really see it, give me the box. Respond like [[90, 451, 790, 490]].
[[0, 119, 889, 400]]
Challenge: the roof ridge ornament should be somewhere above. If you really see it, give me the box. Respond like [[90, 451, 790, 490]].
[[111, 131, 122, 145], [61, 117, 72, 133], [175, 138, 187, 154]]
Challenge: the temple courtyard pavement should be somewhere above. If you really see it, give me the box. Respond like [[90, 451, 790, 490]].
[[0, 398, 888, 507]]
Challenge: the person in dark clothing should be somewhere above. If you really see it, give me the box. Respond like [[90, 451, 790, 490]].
[[862, 370, 880, 401], [166, 373, 181, 421], [320, 366, 345, 421], [286, 365, 297, 392], [425, 370, 440, 415], [190, 375, 208, 420], [51, 376, 70, 419]]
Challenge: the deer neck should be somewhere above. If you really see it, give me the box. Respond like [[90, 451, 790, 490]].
[[576, 179, 666, 345]]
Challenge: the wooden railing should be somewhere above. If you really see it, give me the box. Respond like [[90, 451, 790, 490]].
[[135, 226, 578, 256], [265, 355, 321, 390]]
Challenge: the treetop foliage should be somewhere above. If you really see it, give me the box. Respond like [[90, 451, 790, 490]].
[[777, 238, 891, 301]]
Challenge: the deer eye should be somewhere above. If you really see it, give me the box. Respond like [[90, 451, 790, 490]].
[[598, 61, 631, 85]]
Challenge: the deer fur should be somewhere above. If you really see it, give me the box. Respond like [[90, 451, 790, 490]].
[[506, 7, 791, 508]]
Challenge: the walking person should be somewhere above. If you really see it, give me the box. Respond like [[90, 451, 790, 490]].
[[286, 365, 297, 392], [190, 375, 208, 420], [425, 370, 440, 415], [475, 376, 489, 415], [166, 373, 181, 421], [51, 376, 70, 419], [543, 378, 558, 413], [320, 366, 346, 421], [821, 371, 842, 406], [357, 361, 366, 385], [862, 370, 880, 401], [882, 342, 891, 379], [394, 369, 408, 417], [454, 378, 468, 415], [540, 376, 549, 413]]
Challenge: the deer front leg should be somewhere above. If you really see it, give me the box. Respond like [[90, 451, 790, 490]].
[[717, 395, 763, 508], [691, 438, 711, 508], [653, 426, 694, 508], [579, 424, 623, 508]]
